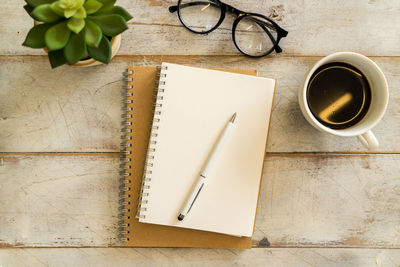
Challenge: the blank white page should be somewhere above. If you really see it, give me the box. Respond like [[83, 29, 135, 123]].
[[139, 62, 275, 237]]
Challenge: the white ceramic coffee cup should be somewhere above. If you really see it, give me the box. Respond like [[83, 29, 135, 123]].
[[299, 52, 389, 149]]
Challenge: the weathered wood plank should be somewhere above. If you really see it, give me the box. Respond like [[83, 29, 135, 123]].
[[1, 248, 400, 267], [254, 154, 400, 248], [0, 56, 398, 153], [4, 0, 400, 56], [0, 154, 120, 247], [0, 154, 399, 248]]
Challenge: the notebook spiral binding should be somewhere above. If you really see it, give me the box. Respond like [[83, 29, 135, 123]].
[[136, 64, 168, 220], [119, 69, 134, 243]]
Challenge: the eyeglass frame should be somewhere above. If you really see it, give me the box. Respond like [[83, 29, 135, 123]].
[[169, 0, 288, 57]]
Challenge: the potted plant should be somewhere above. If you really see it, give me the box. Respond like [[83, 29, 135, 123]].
[[22, 0, 132, 68]]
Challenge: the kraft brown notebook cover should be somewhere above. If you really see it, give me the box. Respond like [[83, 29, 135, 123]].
[[120, 65, 273, 248]]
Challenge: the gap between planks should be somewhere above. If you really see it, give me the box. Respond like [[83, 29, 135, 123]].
[[0, 152, 399, 157], [1, 55, 400, 60], [2, 245, 400, 249]]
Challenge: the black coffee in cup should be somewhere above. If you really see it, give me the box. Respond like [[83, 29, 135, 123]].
[[306, 62, 371, 129]]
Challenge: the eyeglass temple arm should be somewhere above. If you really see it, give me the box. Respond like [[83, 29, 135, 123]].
[[221, 2, 288, 38], [250, 16, 288, 53], [247, 16, 288, 37], [256, 21, 282, 53], [226, 4, 288, 53], [223, 3, 285, 37]]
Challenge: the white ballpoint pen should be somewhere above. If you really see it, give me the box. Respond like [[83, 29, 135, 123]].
[[178, 112, 237, 221]]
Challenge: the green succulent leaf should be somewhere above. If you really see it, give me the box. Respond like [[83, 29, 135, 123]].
[[87, 35, 111, 63], [95, 0, 116, 11], [50, 0, 86, 18], [59, 0, 84, 8], [73, 6, 87, 18], [23, 4, 35, 15], [67, 17, 85, 33], [31, 4, 61, 23], [96, 0, 116, 6], [85, 19, 102, 47], [84, 0, 103, 15], [55, 0, 84, 17], [64, 8, 77, 18], [48, 49, 67, 68], [64, 30, 86, 64], [24, 4, 38, 19], [45, 22, 71, 50], [88, 15, 128, 37], [50, 1, 65, 16], [95, 6, 132, 21], [23, 23, 55, 48], [25, 0, 55, 7]]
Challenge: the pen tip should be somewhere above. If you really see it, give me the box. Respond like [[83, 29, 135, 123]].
[[230, 112, 237, 123], [178, 214, 184, 221]]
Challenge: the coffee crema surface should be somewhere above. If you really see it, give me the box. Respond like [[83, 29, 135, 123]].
[[306, 62, 371, 129]]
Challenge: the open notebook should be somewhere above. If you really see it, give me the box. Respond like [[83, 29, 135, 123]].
[[133, 63, 276, 237]]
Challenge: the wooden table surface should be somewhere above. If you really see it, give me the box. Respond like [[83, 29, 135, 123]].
[[1, 0, 400, 266]]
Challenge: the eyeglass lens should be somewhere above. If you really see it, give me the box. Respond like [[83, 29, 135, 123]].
[[178, 0, 222, 33], [234, 16, 278, 56]]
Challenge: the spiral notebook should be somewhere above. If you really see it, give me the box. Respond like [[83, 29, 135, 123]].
[[120, 63, 276, 248]]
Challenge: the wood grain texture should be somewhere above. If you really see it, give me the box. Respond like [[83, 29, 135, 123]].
[[0, 154, 120, 247], [254, 154, 400, 248], [1, 154, 399, 248], [4, 0, 400, 56], [0, 56, 399, 153], [1, 248, 400, 267]]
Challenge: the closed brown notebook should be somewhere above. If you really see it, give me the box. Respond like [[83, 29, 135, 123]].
[[120, 65, 273, 248]]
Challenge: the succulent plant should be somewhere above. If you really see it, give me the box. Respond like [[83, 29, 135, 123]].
[[23, 0, 132, 68]]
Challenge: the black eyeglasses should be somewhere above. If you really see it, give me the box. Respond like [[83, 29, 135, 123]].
[[169, 0, 288, 57]]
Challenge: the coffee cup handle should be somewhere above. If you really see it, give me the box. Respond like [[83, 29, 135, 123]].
[[357, 130, 379, 149]]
